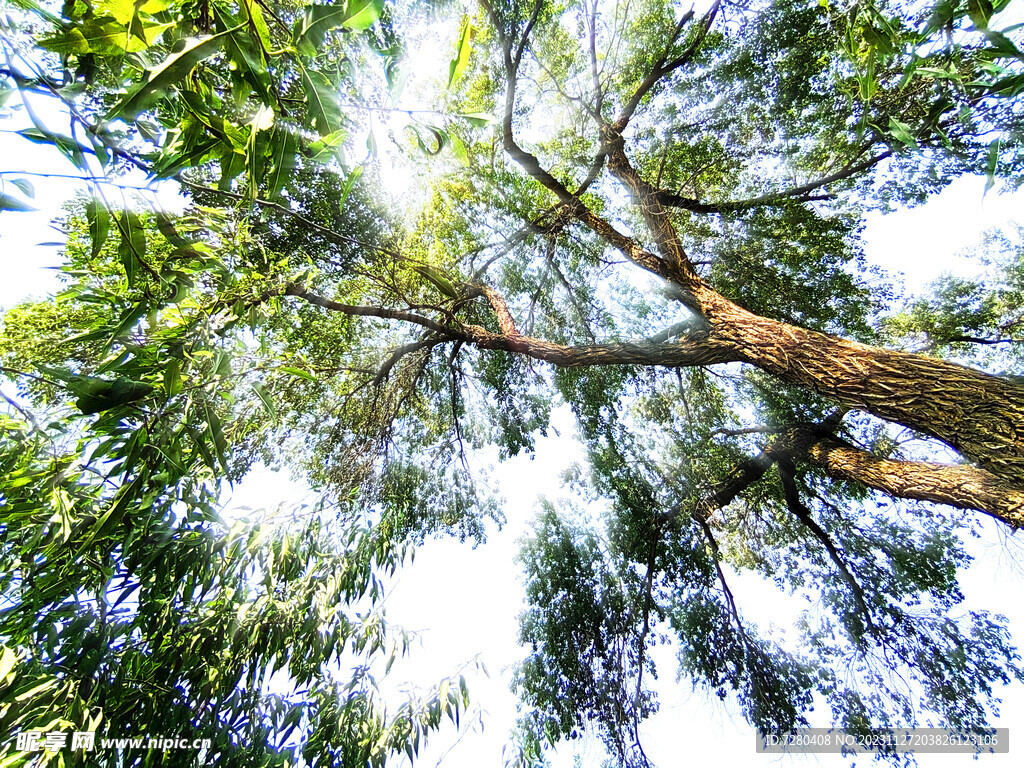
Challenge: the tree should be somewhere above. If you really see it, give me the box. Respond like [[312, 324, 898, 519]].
[[2, 0, 1024, 765]]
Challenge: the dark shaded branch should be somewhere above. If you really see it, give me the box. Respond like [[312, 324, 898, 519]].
[[634, 521, 659, 705], [513, 0, 546, 73], [694, 514, 751, 645], [587, 0, 603, 117], [659, 192, 833, 213], [776, 457, 876, 635], [655, 150, 894, 213], [694, 446, 779, 522], [613, 1, 717, 132], [372, 338, 447, 387], [284, 284, 458, 336], [925, 334, 1024, 349], [692, 412, 844, 522], [711, 426, 784, 437]]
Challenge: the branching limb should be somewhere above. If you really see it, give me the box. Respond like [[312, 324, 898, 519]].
[[693, 409, 1024, 529], [656, 151, 894, 214], [289, 283, 738, 370], [776, 457, 876, 635], [613, 1, 719, 132], [284, 284, 459, 336], [800, 434, 1024, 529], [466, 283, 521, 336], [372, 337, 448, 387], [481, 0, 673, 283], [601, 129, 718, 312]]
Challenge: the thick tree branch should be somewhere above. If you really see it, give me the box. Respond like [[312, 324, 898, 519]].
[[800, 435, 1024, 530], [287, 284, 739, 369], [459, 323, 739, 368], [602, 128, 723, 312], [694, 414, 1024, 529], [467, 283, 521, 336]]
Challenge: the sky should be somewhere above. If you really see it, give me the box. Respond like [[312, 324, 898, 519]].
[[4, 18, 1024, 768]]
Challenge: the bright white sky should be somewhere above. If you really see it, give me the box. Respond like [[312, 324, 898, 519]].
[[3, 18, 1024, 768]]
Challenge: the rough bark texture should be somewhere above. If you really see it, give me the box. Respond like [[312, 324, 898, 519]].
[[708, 305, 1024, 486], [801, 434, 1024, 529], [602, 132, 1024, 487], [697, 423, 1024, 528]]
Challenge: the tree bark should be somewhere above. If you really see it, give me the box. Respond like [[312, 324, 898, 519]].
[[601, 132, 1024, 486], [697, 423, 1024, 528], [800, 433, 1024, 529], [707, 304, 1024, 486]]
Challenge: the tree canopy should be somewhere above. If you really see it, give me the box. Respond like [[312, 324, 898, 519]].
[[1, 0, 1024, 765]]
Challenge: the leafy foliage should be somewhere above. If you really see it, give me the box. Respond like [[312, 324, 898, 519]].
[[3, 0, 1024, 766]]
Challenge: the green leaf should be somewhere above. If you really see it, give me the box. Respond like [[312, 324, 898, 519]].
[[412, 264, 459, 298], [16, 128, 90, 170], [164, 359, 182, 397], [301, 68, 343, 136], [411, 124, 449, 156], [266, 127, 298, 201], [0, 646, 18, 682], [982, 29, 1023, 59], [450, 133, 469, 166], [0, 193, 36, 212], [155, 211, 205, 259], [457, 112, 492, 128], [205, 407, 230, 473], [341, 0, 383, 31], [108, 28, 240, 121], [217, 11, 274, 102], [308, 129, 348, 163], [338, 165, 363, 209], [97, 0, 135, 25], [86, 199, 110, 260], [888, 117, 917, 148], [279, 366, 317, 382], [74, 378, 155, 414], [967, 0, 994, 30], [984, 138, 1000, 196], [116, 209, 147, 286], [9, 178, 34, 198], [252, 382, 277, 420], [294, 0, 381, 55], [241, 0, 273, 53], [448, 17, 473, 88], [988, 73, 1024, 97]]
